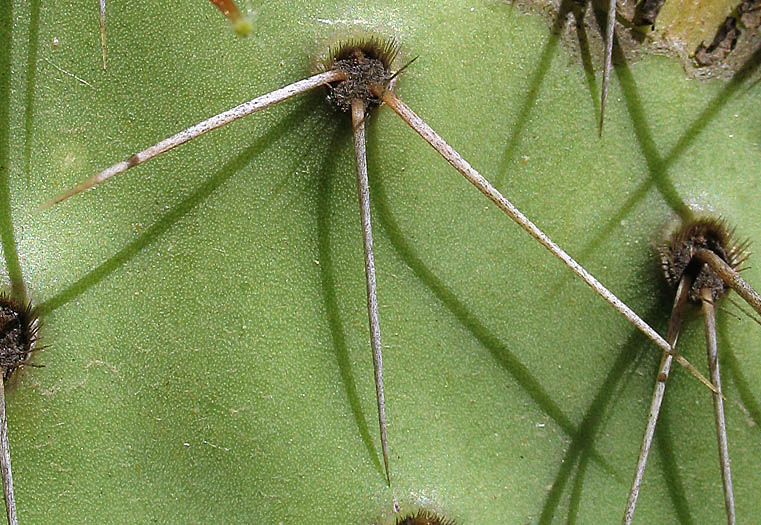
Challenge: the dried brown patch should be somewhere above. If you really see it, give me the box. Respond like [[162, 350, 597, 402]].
[[504, 0, 761, 80]]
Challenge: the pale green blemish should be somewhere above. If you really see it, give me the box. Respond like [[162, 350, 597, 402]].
[[233, 17, 252, 37]]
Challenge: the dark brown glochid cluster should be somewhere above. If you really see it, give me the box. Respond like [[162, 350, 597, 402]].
[[395, 509, 456, 525], [0, 295, 40, 380], [322, 36, 399, 112], [660, 217, 748, 303]]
